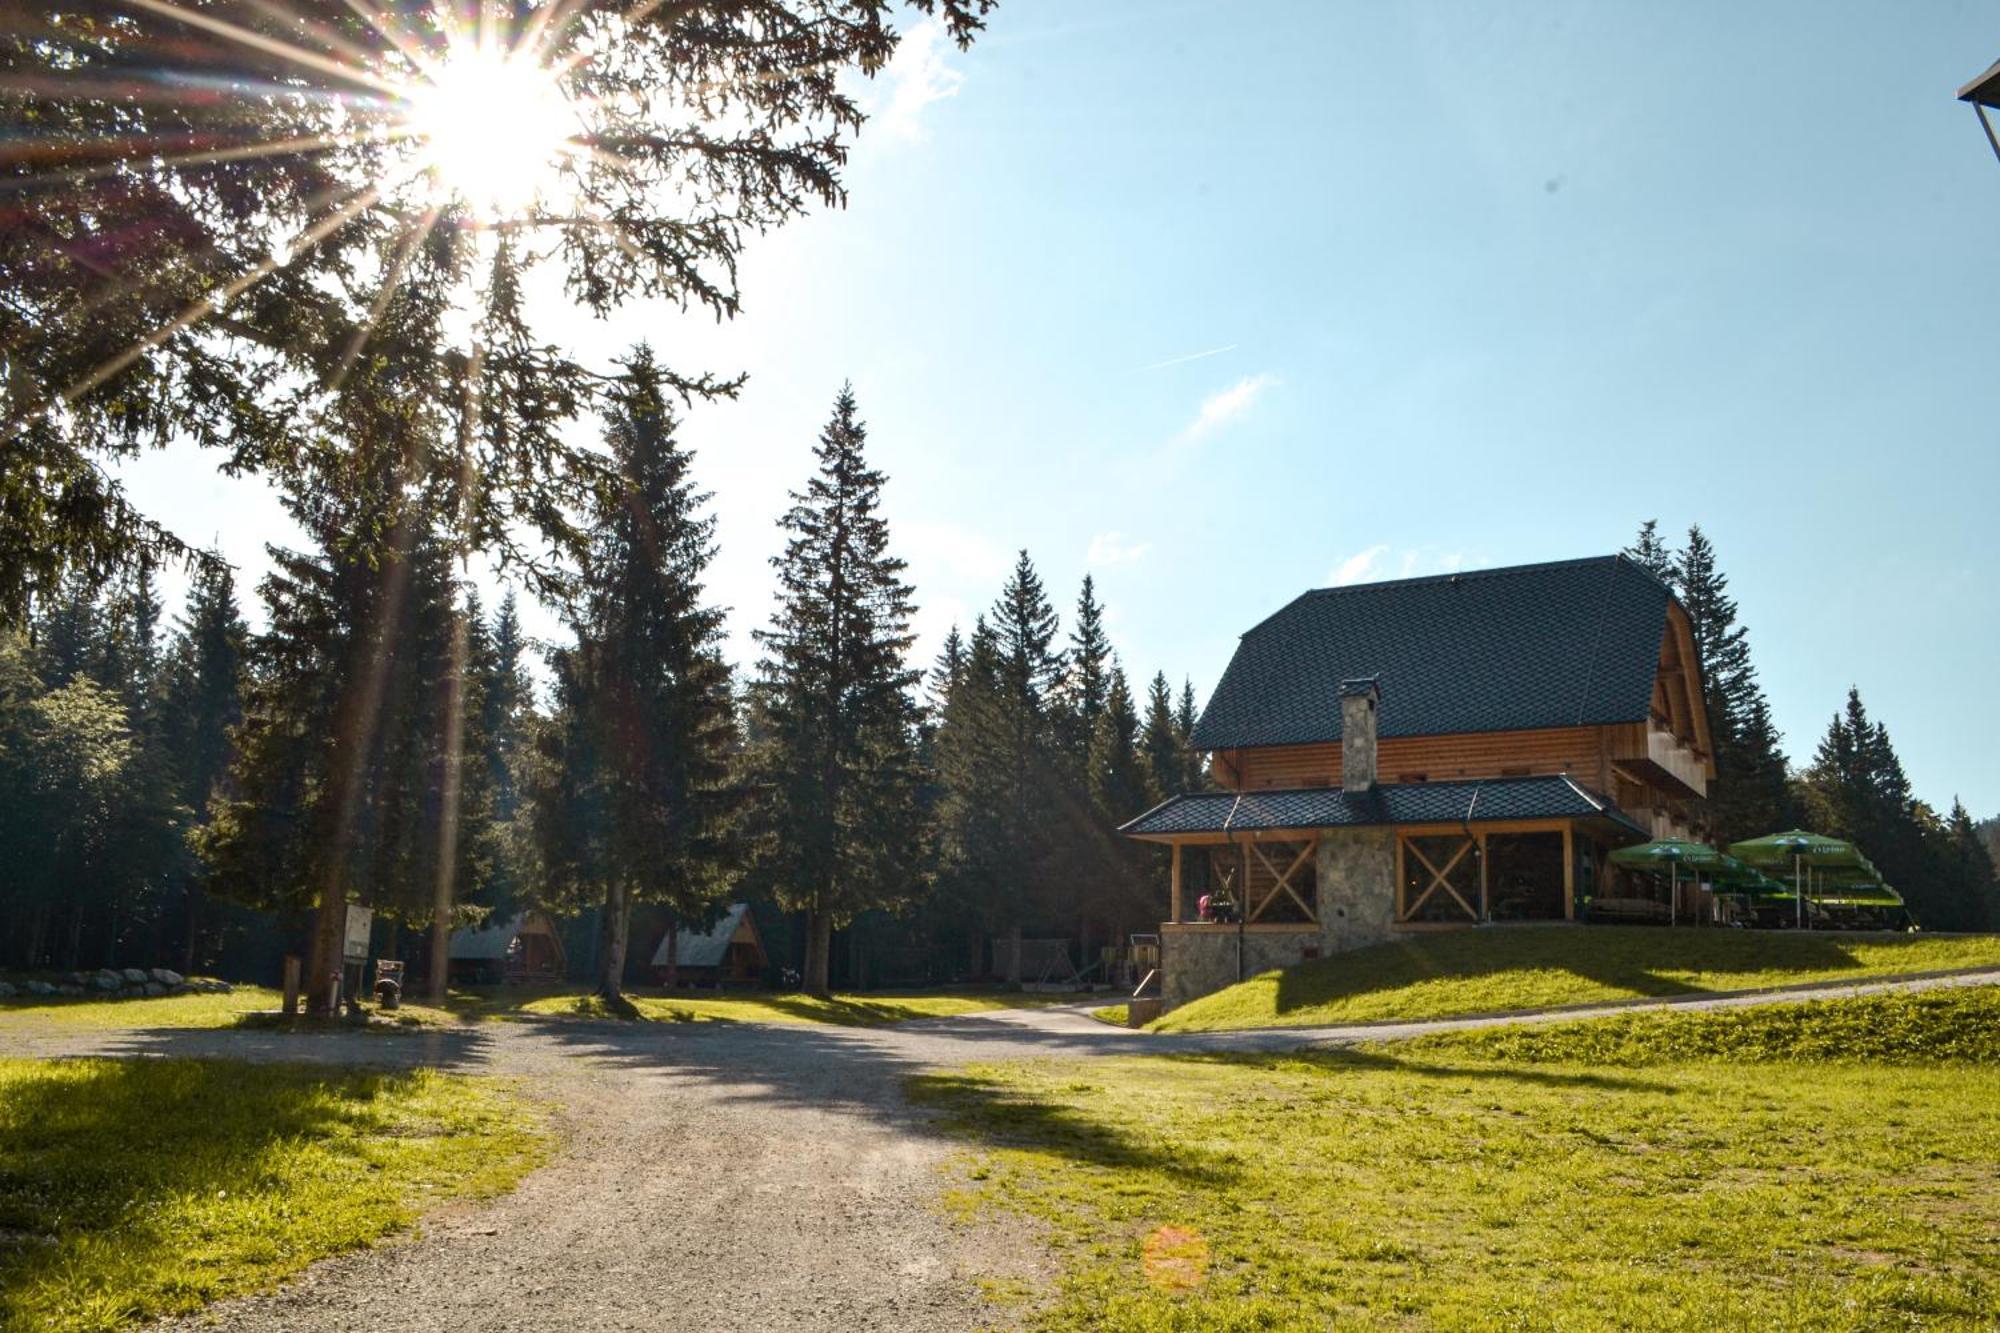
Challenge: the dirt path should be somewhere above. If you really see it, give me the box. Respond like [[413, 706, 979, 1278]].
[[3, 967, 1994, 1331]]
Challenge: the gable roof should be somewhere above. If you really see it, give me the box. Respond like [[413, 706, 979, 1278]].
[[1190, 555, 1674, 750], [449, 910, 558, 961], [1120, 776, 1647, 839], [651, 902, 763, 970]]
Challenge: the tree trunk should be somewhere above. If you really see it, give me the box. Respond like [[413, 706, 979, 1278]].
[[802, 907, 833, 998], [427, 607, 470, 1001], [305, 886, 346, 1016], [663, 912, 679, 989], [598, 882, 629, 1000], [1004, 921, 1023, 987], [427, 908, 452, 1001], [180, 882, 202, 974]]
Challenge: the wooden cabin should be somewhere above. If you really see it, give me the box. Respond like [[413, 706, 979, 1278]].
[[1121, 555, 1713, 1009], [650, 902, 768, 987], [447, 909, 568, 985]]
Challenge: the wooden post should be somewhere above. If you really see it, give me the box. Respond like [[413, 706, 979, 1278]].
[[1169, 844, 1183, 924], [282, 955, 301, 1016], [1477, 832, 1489, 921], [1562, 825, 1576, 920]]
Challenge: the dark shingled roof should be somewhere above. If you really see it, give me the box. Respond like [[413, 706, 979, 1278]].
[[1119, 776, 1646, 839], [1190, 555, 1672, 750]]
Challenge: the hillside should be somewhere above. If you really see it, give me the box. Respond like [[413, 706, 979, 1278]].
[[1149, 926, 2000, 1032]]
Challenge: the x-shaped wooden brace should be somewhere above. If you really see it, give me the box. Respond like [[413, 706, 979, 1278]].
[[1247, 839, 1317, 922], [1402, 836, 1478, 920]]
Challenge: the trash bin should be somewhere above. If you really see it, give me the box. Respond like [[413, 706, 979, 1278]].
[[373, 959, 405, 1011]]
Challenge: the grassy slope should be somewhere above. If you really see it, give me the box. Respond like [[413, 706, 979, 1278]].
[[0, 1058, 544, 1333], [0, 984, 1052, 1032], [915, 986, 2000, 1331], [1151, 927, 2000, 1032]]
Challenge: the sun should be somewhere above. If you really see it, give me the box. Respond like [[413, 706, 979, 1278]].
[[406, 44, 578, 219]]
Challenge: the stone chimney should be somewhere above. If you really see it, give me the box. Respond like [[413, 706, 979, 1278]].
[[1339, 677, 1380, 793]]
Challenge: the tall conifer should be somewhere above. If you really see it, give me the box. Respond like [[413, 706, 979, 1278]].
[[744, 385, 925, 996]]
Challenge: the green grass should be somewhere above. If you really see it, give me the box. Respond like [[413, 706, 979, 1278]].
[[913, 986, 2000, 1330], [515, 987, 1055, 1027], [1392, 984, 2000, 1067], [1151, 926, 2000, 1032], [0, 988, 283, 1031], [0, 983, 1052, 1032], [1090, 1005, 1130, 1027], [0, 1058, 545, 1333]]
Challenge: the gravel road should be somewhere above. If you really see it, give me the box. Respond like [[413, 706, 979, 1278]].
[[3, 967, 1993, 1331]]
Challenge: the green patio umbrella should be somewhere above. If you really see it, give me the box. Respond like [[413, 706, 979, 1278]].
[[1728, 830, 1866, 930], [1606, 839, 1724, 926]]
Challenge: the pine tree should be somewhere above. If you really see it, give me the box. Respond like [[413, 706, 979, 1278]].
[[744, 385, 925, 997], [1058, 576, 1111, 761], [930, 617, 1016, 977], [987, 553, 1066, 982], [1081, 664, 1159, 933], [1141, 671, 1182, 800], [196, 410, 481, 1011], [1625, 519, 1678, 586], [525, 347, 738, 1002], [1943, 800, 1998, 931], [1176, 678, 1206, 793], [1675, 527, 1790, 844], [158, 557, 248, 970]]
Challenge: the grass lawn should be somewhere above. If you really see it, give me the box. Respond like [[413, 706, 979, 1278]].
[[0, 983, 1055, 1032], [513, 987, 1059, 1027], [0, 988, 282, 1032], [913, 986, 2000, 1331], [1151, 926, 2000, 1032], [0, 1058, 544, 1333]]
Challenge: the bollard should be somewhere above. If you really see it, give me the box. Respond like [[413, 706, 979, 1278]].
[[282, 955, 301, 1015]]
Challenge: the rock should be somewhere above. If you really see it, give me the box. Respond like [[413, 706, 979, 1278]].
[[0, 982, 15, 999], [120, 967, 148, 984], [93, 972, 123, 992], [65, 972, 88, 987], [149, 967, 185, 987], [56, 985, 84, 997], [25, 980, 55, 996], [142, 981, 168, 997]]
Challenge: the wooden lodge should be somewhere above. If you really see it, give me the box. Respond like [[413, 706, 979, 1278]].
[[1121, 555, 1714, 1009]]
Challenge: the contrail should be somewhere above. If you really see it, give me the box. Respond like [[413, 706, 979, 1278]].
[[1137, 343, 1237, 372]]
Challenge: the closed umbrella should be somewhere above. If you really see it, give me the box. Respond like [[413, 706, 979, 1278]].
[[1606, 839, 1725, 926]]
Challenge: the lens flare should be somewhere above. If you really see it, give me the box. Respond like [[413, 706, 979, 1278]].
[[406, 43, 577, 218]]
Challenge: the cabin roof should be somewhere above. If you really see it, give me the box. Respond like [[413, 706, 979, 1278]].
[[1190, 555, 1673, 750], [650, 902, 761, 970], [1119, 775, 1647, 839], [449, 910, 555, 961]]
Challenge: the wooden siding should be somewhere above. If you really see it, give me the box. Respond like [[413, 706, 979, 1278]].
[[1234, 726, 1618, 792]]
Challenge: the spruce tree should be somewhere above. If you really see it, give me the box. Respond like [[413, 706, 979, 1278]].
[[158, 557, 248, 970], [1625, 519, 1678, 586], [1059, 576, 1111, 761], [744, 386, 925, 996], [1141, 671, 1183, 800], [525, 347, 738, 1002], [930, 617, 1015, 977], [987, 553, 1066, 982], [1176, 678, 1206, 793], [1675, 526, 1790, 844]]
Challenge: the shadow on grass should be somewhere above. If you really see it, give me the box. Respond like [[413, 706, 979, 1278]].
[[0, 1059, 432, 1326], [1168, 1045, 1676, 1094], [1268, 926, 1882, 1017]]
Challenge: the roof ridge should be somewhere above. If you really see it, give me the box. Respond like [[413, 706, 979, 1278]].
[[1294, 553, 1624, 603]]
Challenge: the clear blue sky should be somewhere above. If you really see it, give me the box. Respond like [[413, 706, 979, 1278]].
[[125, 1, 2000, 815]]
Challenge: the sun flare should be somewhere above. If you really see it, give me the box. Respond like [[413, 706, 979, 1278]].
[[407, 44, 577, 218]]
